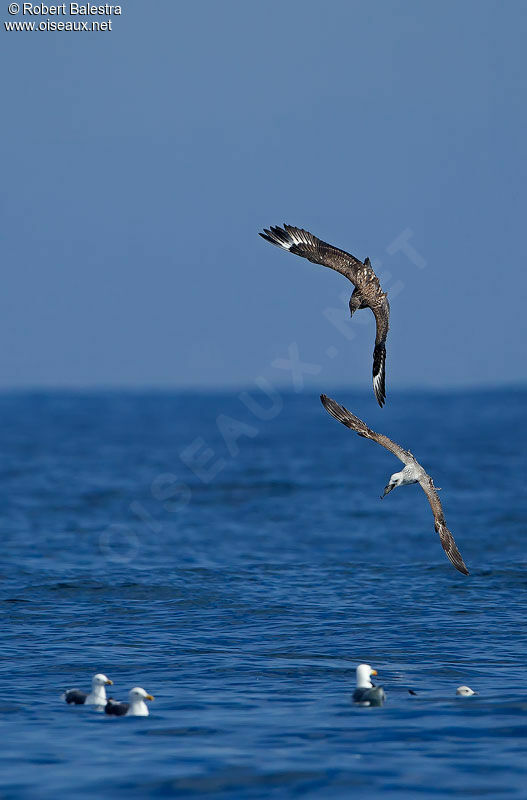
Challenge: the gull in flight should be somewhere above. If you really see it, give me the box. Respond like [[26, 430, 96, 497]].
[[259, 224, 390, 407], [320, 394, 469, 575]]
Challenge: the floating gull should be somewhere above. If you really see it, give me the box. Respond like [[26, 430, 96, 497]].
[[63, 673, 113, 706], [105, 687, 154, 717], [353, 664, 386, 706], [259, 224, 390, 406], [320, 394, 469, 575], [456, 685, 476, 696]]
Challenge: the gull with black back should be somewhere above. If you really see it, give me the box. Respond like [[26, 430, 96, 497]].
[[105, 687, 155, 717], [353, 664, 386, 706], [63, 673, 113, 707]]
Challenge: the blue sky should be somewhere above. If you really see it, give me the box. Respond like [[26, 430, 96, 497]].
[[2, 0, 526, 389]]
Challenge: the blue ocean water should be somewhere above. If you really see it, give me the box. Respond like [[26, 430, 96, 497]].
[[1, 388, 526, 799]]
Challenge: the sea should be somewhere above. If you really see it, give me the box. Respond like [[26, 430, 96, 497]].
[[1, 388, 526, 799]]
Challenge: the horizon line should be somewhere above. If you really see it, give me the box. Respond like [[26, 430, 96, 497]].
[[0, 381, 524, 395]]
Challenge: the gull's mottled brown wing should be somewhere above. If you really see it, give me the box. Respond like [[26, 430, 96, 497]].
[[259, 224, 365, 285], [320, 395, 413, 465], [371, 297, 390, 408], [320, 394, 469, 576], [418, 477, 469, 575]]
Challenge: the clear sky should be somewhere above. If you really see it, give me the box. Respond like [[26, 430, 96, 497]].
[[2, 0, 526, 390]]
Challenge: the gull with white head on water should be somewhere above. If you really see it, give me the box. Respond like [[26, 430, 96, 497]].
[[320, 394, 469, 575], [62, 673, 113, 707], [353, 664, 386, 706], [105, 687, 155, 717]]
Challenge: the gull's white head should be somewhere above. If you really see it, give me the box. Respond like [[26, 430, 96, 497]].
[[456, 685, 476, 696], [128, 687, 155, 703], [356, 664, 378, 689], [92, 673, 113, 687], [381, 471, 405, 498]]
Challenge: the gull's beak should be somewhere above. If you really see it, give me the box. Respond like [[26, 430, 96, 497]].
[[145, 694, 154, 701], [381, 483, 394, 499], [105, 679, 113, 685], [371, 669, 378, 676]]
